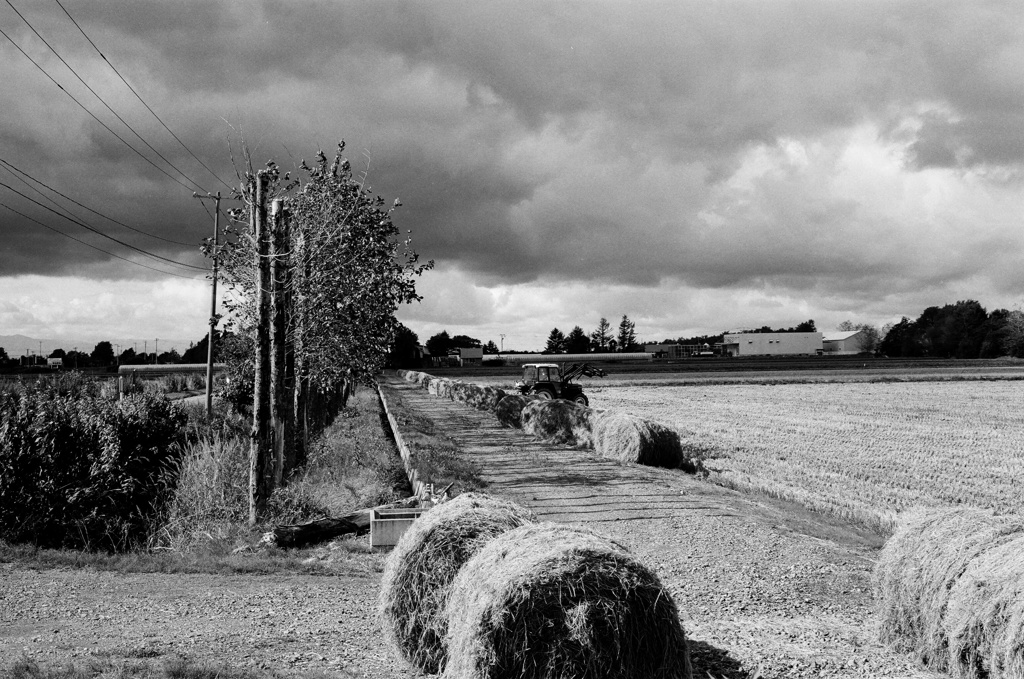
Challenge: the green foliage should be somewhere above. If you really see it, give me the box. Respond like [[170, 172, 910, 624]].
[[879, 301, 1024, 358], [543, 327, 565, 354], [0, 383, 187, 551], [564, 326, 590, 354], [590, 317, 612, 352], [617, 315, 638, 352]]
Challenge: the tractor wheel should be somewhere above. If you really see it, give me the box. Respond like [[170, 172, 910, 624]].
[[573, 394, 589, 407], [535, 389, 554, 400]]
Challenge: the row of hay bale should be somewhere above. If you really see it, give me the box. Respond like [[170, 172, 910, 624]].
[[379, 492, 692, 678], [397, 369, 701, 471], [397, 369, 508, 414], [874, 506, 1024, 678]]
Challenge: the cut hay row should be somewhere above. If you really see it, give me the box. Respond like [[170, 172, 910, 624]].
[[495, 394, 540, 428], [398, 372, 694, 471], [379, 493, 537, 674], [874, 506, 1024, 677], [591, 411, 688, 469], [444, 522, 692, 679], [521, 399, 594, 447]]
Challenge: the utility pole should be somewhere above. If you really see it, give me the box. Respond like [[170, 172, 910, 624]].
[[250, 171, 273, 525], [194, 191, 223, 417], [154, 338, 159, 364], [500, 334, 506, 353]]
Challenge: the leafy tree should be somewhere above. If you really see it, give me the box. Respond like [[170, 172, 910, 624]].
[[158, 349, 181, 364], [388, 323, 420, 369], [565, 326, 590, 354], [836, 321, 881, 354], [482, 340, 499, 354], [450, 334, 481, 349], [426, 331, 452, 358], [590, 317, 612, 352], [218, 144, 430, 397], [617, 315, 638, 352], [180, 330, 233, 364], [91, 341, 115, 366], [794, 319, 816, 333], [118, 347, 138, 365], [544, 328, 565, 354], [48, 348, 66, 359], [879, 317, 919, 357]]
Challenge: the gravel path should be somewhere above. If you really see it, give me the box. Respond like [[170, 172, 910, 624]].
[[380, 377, 936, 678], [1, 377, 937, 678]]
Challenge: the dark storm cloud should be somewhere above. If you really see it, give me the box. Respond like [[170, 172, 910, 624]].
[[1, 0, 1022, 305]]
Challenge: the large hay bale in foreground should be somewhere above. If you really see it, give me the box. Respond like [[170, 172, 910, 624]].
[[591, 411, 685, 468], [379, 493, 537, 674], [874, 507, 1024, 671], [495, 394, 540, 428], [521, 399, 594, 447], [444, 523, 692, 679], [944, 533, 1024, 678]]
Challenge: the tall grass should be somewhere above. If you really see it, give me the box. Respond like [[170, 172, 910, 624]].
[[156, 388, 411, 554]]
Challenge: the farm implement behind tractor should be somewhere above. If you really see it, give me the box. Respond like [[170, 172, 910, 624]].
[[514, 362, 607, 406]]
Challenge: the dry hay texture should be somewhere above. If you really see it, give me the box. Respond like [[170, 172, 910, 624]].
[[444, 522, 692, 679], [495, 394, 540, 428], [591, 411, 686, 469], [874, 506, 1024, 676], [428, 377, 455, 397], [449, 383, 507, 412], [520, 399, 594, 447], [945, 534, 1024, 678], [378, 492, 537, 675]]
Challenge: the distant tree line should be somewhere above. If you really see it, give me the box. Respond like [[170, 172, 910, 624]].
[[879, 300, 1024, 358]]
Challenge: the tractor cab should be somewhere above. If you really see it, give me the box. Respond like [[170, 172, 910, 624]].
[[514, 362, 605, 406]]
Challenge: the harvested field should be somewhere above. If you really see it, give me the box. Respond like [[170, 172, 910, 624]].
[[593, 380, 1024, 533]]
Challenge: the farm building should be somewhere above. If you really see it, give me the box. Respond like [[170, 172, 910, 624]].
[[721, 332, 823, 357], [458, 347, 484, 365], [488, 352, 653, 364], [822, 330, 865, 355], [644, 343, 715, 358]]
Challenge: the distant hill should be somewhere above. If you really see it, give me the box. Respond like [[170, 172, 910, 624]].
[[0, 334, 195, 359]]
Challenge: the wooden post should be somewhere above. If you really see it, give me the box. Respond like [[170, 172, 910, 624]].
[[270, 198, 290, 486], [292, 229, 308, 469], [205, 192, 220, 417], [250, 171, 273, 525]]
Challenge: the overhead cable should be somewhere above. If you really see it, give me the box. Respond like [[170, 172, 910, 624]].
[[4, 0, 208, 193], [0, 201, 201, 280], [0, 179, 208, 271], [53, 0, 233, 192], [0, 157, 197, 246]]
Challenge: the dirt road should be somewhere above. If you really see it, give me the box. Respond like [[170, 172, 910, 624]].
[[380, 376, 934, 678], [1, 376, 936, 678]]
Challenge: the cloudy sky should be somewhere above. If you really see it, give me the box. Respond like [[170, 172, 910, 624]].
[[2, 1, 1023, 352]]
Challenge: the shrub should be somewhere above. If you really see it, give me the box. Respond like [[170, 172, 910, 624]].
[[0, 387, 187, 551]]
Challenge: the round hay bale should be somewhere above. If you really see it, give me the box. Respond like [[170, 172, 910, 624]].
[[428, 378, 450, 397], [521, 399, 594, 447], [944, 533, 1024, 678], [469, 386, 506, 412], [444, 523, 692, 679], [873, 506, 1024, 670], [379, 493, 537, 674], [591, 411, 684, 468], [495, 394, 540, 428], [414, 371, 434, 386]]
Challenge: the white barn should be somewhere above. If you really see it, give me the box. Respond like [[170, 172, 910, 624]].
[[721, 332, 823, 357], [822, 330, 866, 355]]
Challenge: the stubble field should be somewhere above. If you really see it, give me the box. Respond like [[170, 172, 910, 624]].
[[469, 367, 1024, 533], [598, 379, 1024, 533]]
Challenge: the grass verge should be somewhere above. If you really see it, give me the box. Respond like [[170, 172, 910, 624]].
[[2, 656, 344, 679]]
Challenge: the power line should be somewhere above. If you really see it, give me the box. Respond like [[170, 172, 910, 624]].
[[0, 23, 199, 194], [0, 201, 200, 280], [0, 179, 207, 270], [0, 157, 197, 246], [53, 0, 233, 192], [4, 0, 208, 193]]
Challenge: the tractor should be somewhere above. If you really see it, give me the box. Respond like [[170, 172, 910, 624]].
[[514, 362, 607, 406]]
